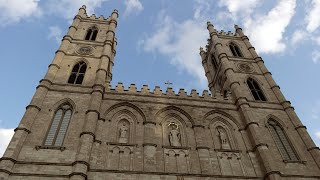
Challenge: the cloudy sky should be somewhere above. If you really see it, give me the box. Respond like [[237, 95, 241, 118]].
[[0, 0, 320, 155]]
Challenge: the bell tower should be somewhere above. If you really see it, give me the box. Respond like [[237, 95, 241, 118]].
[[0, 6, 118, 180], [200, 21, 320, 179]]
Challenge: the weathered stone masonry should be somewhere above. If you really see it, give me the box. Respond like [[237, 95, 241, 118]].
[[0, 6, 319, 180]]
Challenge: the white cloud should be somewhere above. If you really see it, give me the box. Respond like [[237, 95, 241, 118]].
[[311, 50, 320, 64], [141, 11, 208, 88], [0, 0, 41, 26], [244, 0, 296, 54], [316, 131, 320, 139], [315, 36, 320, 46], [218, 0, 262, 19], [48, 26, 63, 44], [0, 128, 14, 156], [306, 0, 320, 32], [218, 0, 296, 54], [46, 0, 108, 20], [124, 0, 143, 17], [291, 30, 308, 45]]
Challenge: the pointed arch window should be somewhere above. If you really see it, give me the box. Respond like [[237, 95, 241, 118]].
[[68, 61, 87, 85], [247, 78, 266, 101], [268, 120, 299, 161], [85, 27, 98, 41], [44, 103, 73, 146], [229, 43, 243, 57]]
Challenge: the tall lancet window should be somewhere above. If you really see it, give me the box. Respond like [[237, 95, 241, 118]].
[[247, 78, 266, 101], [44, 103, 73, 146], [85, 27, 98, 41], [229, 43, 243, 57], [68, 61, 87, 85], [268, 120, 299, 161]]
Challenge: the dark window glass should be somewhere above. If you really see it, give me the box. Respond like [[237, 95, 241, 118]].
[[91, 30, 98, 41], [85, 29, 92, 40], [68, 61, 87, 85], [247, 78, 266, 101], [85, 27, 98, 41], [229, 43, 243, 57]]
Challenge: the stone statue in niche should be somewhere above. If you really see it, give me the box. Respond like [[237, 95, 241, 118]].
[[118, 123, 129, 143], [217, 127, 230, 149], [168, 122, 181, 147]]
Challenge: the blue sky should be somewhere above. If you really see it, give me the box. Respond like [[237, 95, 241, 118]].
[[0, 0, 320, 155]]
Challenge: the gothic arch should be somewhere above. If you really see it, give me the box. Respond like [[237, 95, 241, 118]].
[[203, 111, 243, 150], [155, 107, 193, 147], [264, 114, 288, 129], [50, 98, 76, 112], [245, 77, 267, 101], [155, 106, 194, 126], [211, 121, 237, 150], [73, 58, 90, 66], [44, 99, 75, 146], [202, 110, 242, 129], [266, 117, 300, 161], [104, 102, 146, 122], [244, 75, 264, 87], [85, 25, 99, 41], [227, 41, 243, 57], [103, 103, 146, 144]]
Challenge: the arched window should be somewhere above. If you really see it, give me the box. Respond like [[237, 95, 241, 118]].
[[268, 120, 298, 161], [247, 78, 266, 101], [85, 27, 98, 41], [44, 103, 73, 146], [68, 61, 87, 85], [229, 43, 243, 57]]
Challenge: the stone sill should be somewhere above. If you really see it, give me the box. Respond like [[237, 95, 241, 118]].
[[283, 160, 306, 164], [214, 149, 241, 153], [35, 145, 66, 151], [107, 142, 137, 147], [162, 146, 190, 150]]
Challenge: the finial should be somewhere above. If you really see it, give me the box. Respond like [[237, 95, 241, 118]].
[[78, 5, 87, 17], [111, 9, 119, 19], [234, 24, 242, 31], [207, 21, 216, 34]]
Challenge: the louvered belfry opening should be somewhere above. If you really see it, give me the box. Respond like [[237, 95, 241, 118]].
[[44, 103, 72, 146]]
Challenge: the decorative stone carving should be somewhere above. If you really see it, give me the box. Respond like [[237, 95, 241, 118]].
[[76, 46, 94, 55], [217, 127, 230, 149], [237, 63, 253, 73], [168, 122, 181, 147], [118, 123, 129, 143]]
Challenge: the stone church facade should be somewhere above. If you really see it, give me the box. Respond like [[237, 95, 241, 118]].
[[0, 6, 319, 180]]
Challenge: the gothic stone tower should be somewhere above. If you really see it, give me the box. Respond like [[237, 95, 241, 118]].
[[0, 7, 320, 180]]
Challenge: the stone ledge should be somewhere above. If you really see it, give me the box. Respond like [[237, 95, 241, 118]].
[[35, 145, 66, 151], [163, 146, 191, 150], [107, 142, 137, 147]]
